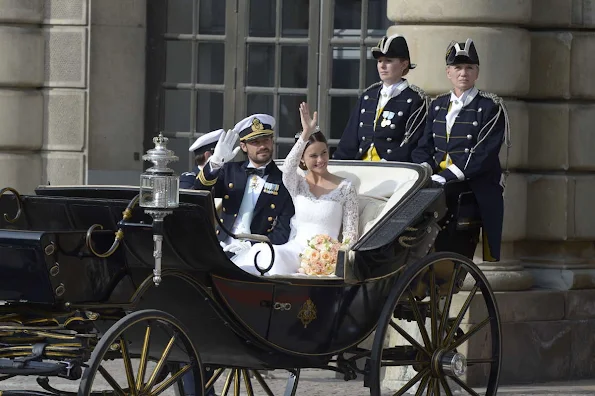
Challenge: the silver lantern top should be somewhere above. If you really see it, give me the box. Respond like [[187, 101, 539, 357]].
[[139, 133, 180, 210], [142, 133, 179, 174]]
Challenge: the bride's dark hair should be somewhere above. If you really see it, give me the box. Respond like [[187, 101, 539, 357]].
[[298, 131, 328, 170]]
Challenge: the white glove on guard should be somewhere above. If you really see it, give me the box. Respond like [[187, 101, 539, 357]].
[[431, 174, 447, 185]]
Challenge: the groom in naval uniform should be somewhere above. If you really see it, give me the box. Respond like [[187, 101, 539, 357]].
[[194, 114, 294, 254], [179, 128, 224, 189]]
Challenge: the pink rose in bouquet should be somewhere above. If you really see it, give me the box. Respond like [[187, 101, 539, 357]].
[[298, 234, 343, 276]]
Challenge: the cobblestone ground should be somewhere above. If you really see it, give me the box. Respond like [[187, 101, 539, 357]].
[[2, 362, 595, 396]]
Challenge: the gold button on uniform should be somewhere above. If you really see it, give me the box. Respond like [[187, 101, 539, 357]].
[[268, 217, 273, 221], [223, 207, 226, 212], [224, 195, 229, 199], [216, 230, 220, 235], [228, 183, 234, 188], [270, 204, 275, 209]]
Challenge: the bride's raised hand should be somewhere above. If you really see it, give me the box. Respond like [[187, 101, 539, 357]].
[[299, 102, 318, 140]]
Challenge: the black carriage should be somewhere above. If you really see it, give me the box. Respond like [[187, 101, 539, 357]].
[[0, 153, 501, 395]]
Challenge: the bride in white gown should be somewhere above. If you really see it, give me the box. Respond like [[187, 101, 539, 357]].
[[232, 103, 359, 276]]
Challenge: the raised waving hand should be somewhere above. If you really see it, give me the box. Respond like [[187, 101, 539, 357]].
[[298, 102, 318, 141]]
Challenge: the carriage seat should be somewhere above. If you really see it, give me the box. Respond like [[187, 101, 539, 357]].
[[324, 161, 423, 240]]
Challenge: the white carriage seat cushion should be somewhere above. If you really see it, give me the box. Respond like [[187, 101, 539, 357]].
[[357, 195, 387, 236], [360, 176, 418, 237]]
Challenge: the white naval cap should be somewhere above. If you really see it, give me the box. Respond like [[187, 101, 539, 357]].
[[189, 128, 225, 154], [234, 114, 276, 142]]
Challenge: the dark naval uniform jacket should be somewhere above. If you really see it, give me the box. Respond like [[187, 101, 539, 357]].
[[180, 166, 200, 189], [333, 81, 429, 162], [412, 89, 508, 260], [194, 160, 295, 245]]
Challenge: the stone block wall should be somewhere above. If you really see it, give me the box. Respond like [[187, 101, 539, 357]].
[[0, 0, 146, 194], [0, 0, 88, 192]]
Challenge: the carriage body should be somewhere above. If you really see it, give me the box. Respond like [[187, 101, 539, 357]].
[[0, 161, 501, 396]]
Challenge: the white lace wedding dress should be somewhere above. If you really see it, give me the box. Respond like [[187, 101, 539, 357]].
[[231, 137, 359, 276]]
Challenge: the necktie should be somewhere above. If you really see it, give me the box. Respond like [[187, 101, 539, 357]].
[[246, 168, 265, 178]]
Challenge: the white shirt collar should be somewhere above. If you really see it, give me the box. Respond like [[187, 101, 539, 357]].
[[449, 86, 478, 107], [247, 160, 271, 169], [380, 79, 409, 98]]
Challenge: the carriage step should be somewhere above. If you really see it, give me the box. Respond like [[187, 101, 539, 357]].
[[0, 358, 69, 377]]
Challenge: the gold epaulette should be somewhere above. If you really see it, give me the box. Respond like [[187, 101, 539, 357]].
[[433, 91, 451, 100], [479, 90, 504, 105], [363, 81, 382, 92], [196, 169, 217, 186], [409, 84, 428, 100]]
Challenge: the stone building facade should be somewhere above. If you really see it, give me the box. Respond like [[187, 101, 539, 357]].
[[0, 0, 594, 385]]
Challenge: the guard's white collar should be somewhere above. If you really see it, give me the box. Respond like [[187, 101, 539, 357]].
[[450, 86, 478, 107]]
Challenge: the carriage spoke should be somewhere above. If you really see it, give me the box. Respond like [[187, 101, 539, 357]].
[[425, 378, 434, 396], [382, 360, 425, 367], [414, 374, 431, 396], [151, 364, 191, 395], [429, 266, 438, 349], [392, 367, 429, 396], [450, 374, 481, 396], [406, 289, 433, 350], [447, 317, 490, 352], [242, 369, 255, 396], [221, 369, 234, 395], [443, 283, 479, 347], [234, 368, 241, 396], [97, 365, 126, 396], [467, 357, 497, 364], [433, 378, 441, 395], [143, 333, 177, 392], [439, 376, 454, 396], [251, 370, 276, 396], [389, 320, 431, 358], [118, 337, 136, 395], [206, 368, 225, 389], [438, 264, 461, 345], [135, 324, 152, 391]]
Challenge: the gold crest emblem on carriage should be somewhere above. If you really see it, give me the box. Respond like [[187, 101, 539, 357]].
[[251, 118, 265, 132], [297, 298, 317, 328]]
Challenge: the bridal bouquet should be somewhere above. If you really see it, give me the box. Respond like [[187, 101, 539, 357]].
[[298, 234, 344, 276]]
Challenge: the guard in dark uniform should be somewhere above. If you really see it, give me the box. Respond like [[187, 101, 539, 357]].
[[412, 38, 511, 261], [194, 114, 294, 249], [179, 128, 224, 189], [334, 34, 429, 162]]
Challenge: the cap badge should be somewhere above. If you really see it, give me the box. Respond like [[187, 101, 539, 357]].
[[252, 118, 264, 132]]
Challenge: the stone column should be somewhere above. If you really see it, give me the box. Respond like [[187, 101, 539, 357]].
[[382, 0, 535, 389], [386, 0, 534, 291], [520, 3, 595, 289], [0, 1, 44, 194]]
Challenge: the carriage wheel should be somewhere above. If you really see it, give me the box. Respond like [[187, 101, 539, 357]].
[[202, 367, 300, 396], [369, 252, 501, 396], [78, 309, 203, 396]]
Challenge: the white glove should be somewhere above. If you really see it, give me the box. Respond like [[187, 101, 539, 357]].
[[223, 239, 252, 255], [431, 174, 447, 185], [210, 129, 241, 166], [420, 162, 433, 173]]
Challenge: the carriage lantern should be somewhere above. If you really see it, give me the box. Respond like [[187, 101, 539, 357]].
[[139, 132, 179, 286]]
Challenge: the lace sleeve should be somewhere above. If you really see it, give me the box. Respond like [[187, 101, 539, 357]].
[[282, 137, 308, 197], [341, 181, 359, 247]]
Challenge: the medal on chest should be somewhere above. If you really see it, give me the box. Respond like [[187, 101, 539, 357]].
[[249, 175, 259, 191], [380, 111, 395, 128]]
